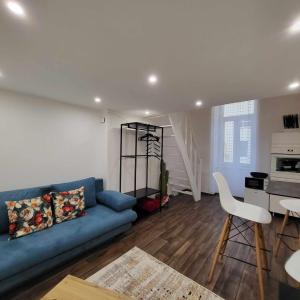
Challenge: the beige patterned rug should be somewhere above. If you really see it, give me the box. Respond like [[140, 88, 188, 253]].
[[87, 247, 224, 300]]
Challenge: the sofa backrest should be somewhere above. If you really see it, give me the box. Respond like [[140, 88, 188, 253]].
[[52, 177, 97, 208], [95, 178, 104, 194], [0, 177, 104, 234]]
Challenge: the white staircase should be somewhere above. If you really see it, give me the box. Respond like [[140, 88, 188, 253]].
[[148, 113, 202, 201]]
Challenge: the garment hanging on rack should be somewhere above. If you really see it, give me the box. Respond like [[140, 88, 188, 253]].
[[138, 133, 160, 142], [145, 140, 161, 159], [153, 142, 161, 151]]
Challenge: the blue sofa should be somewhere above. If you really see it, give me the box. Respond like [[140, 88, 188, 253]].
[[0, 177, 137, 295]]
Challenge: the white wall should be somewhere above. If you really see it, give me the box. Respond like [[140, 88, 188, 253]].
[[188, 94, 300, 194], [3, 87, 297, 195], [257, 94, 300, 173], [106, 111, 150, 192], [0, 89, 107, 191]]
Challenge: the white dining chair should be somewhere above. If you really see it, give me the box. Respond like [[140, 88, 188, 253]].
[[274, 199, 300, 256], [208, 172, 272, 300]]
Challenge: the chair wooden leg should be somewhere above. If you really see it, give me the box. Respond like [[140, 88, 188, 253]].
[[274, 210, 289, 257], [219, 215, 233, 262], [258, 224, 268, 270], [255, 223, 265, 300], [208, 214, 231, 283]]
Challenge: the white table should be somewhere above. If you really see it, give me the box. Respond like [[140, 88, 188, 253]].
[[285, 250, 300, 283]]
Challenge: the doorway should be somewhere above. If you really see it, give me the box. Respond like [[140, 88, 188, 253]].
[[211, 100, 257, 197]]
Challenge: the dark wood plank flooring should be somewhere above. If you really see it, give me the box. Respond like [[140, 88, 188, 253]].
[[4, 194, 299, 300]]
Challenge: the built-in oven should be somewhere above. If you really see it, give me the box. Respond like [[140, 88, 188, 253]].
[[271, 154, 300, 182]]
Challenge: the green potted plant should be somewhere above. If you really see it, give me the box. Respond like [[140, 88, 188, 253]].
[[159, 159, 169, 206]]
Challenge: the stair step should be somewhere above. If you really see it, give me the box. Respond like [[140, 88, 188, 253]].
[[173, 189, 193, 196], [166, 165, 184, 169], [169, 176, 189, 181], [169, 182, 191, 189], [165, 160, 183, 165], [164, 153, 179, 157], [168, 169, 187, 174], [168, 164, 185, 168]]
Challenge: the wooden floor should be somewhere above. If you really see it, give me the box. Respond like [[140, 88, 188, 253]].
[[5, 194, 299, 300]]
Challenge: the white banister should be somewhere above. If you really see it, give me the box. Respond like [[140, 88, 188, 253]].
[[168, 112, 202, 201]]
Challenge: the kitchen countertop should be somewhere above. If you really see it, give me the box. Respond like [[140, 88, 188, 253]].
[[266, 180, 300, 198]]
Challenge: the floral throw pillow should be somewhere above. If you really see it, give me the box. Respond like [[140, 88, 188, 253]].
[[50, 186, 86, 224], [6, 196, 53, 239]]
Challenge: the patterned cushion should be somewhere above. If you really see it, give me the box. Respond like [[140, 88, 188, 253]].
[[51, 187, 86, 224], [6, 196, 53, 239]]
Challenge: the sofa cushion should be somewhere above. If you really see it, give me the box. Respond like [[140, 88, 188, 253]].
[[0, 204, 137, 281], [0, 186, 50, 234], [52, 178, 96, 208], [51, 187, 86, 223], [6, 196, 53, 239], [96, 191, 136, 211], [0, 223, 132, 295]]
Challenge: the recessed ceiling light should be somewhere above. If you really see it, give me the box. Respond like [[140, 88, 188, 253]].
[[147, 74, 158, 85], [94, 97, 101, 103], [289, 20, 300, 34], [195, 100, 203, 107], [288, 81, 300, 90], [6, 1, 26, 17], [145, 110, 150, 115]]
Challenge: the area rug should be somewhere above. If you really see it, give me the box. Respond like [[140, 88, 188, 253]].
[[87, 246, 224, 300]]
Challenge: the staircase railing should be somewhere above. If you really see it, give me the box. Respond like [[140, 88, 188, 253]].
[[169, 112, 202, 201]]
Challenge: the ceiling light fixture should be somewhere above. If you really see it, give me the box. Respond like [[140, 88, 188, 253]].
[[195, 100, 203, 107], [289, 20, 300, 34], [94, 97, 101, 103], [288, 81, 300, 90], [148, 74, 158, 85], [145, 110, 150, 115], [6, 1, 26, 17]]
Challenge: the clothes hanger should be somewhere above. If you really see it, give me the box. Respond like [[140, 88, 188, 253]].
[[139, 133, 160, 142]]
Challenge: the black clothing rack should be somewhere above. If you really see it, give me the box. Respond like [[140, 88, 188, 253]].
[[119, 122, 164, 210]]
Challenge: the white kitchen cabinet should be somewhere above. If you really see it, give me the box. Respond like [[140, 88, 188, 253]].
[[244, 188, 269, 210]]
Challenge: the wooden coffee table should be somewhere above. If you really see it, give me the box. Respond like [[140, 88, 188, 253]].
[[41, 275, 132, 300]]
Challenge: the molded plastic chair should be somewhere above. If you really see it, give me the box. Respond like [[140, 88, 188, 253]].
[[275, 199, 300, 256], [208, 172, 272, 300], [285, 250, 300, 283]]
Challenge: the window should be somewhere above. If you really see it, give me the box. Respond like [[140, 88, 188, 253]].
[[223, 100, 255, 117], [222, 100, 256, 165], [224, 121, 234, 163], [212, 100, 257, 197], [239, 121, 251, 164]]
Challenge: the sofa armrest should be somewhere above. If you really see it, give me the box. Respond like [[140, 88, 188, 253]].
[[96, 190, 136, 212]]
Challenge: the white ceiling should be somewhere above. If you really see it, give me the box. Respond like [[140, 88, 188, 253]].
[[1, 0, 300, 115]]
